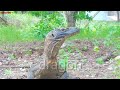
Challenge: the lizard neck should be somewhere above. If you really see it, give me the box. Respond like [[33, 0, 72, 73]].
[[43, 53, 58, 70], [43, 38, 65, 72]]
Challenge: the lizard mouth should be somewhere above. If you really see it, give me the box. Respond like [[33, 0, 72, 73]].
[[65, 27, 80, 36]]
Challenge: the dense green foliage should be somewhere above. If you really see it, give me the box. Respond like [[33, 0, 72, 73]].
[[28, 11, 55, 17], [0, 25, 22, 43], [31, 11, 66, 39], [0, 11, 119, 50], [70, 21, 120, 50], [75, 11, 92, 20]]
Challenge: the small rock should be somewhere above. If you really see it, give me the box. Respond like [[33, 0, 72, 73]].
[[1, 78, 5, 79], [18, 58, 21, 61], [0, 62, 2, 66], [72, 53, 75, 55], [107, 66, 113, 70], [24, 60, 27, 62], [20, 68, 26, 72], [86, 75, 89, 77], [91, 75, 95, 78]]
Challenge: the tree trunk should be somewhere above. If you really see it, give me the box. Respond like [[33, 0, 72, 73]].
[[117, 11, 120, 22], [64, 11, 78, 27]]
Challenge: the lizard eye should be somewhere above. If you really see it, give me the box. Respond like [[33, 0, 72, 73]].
[[52, 34, 54, 37]]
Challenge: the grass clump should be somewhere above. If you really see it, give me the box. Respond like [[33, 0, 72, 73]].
[[70, 21, 120, 50]]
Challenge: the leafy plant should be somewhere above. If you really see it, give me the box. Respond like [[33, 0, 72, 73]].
[[8, 54, 16, 60], [114, 56, 120, 66], [93, 46, 100, 52], [4, 69, 13, 75], [32, 12, 66, 40], [82, 46, 88, 51], [25, 50, 33, 56], [65, 45, 76, 53], [81, 59, 88, 64], [96, 57, 104, 64], [113, 70, 120, 79], [112, 56, 120, 79], [28, 11, 54, 17], [74, 11, 92, 20]]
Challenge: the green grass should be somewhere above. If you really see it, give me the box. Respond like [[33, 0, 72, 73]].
[[0, 25, 22, 43], [69, 21, 120, 50], [0, 13, 120, 51], [71, 21, 120, 39], [0, 13, 42, 44], [0, 24, 39, 44]]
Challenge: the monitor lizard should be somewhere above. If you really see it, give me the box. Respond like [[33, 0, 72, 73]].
[[27, 27, 80, 79]]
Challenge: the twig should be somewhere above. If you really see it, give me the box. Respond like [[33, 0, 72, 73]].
[[0, 65, 30, 68]]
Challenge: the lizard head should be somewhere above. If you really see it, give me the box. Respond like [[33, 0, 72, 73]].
[[46, 27, 80, 40], [44, 27, 80, 60]]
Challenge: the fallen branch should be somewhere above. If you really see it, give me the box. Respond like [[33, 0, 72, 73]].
[[0, 65, 30, 68]]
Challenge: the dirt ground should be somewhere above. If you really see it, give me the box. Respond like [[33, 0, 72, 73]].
[[0, 40, 119, 79]]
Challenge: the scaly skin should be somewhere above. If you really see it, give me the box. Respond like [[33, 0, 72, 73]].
[[27, 27, 80, 79]]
